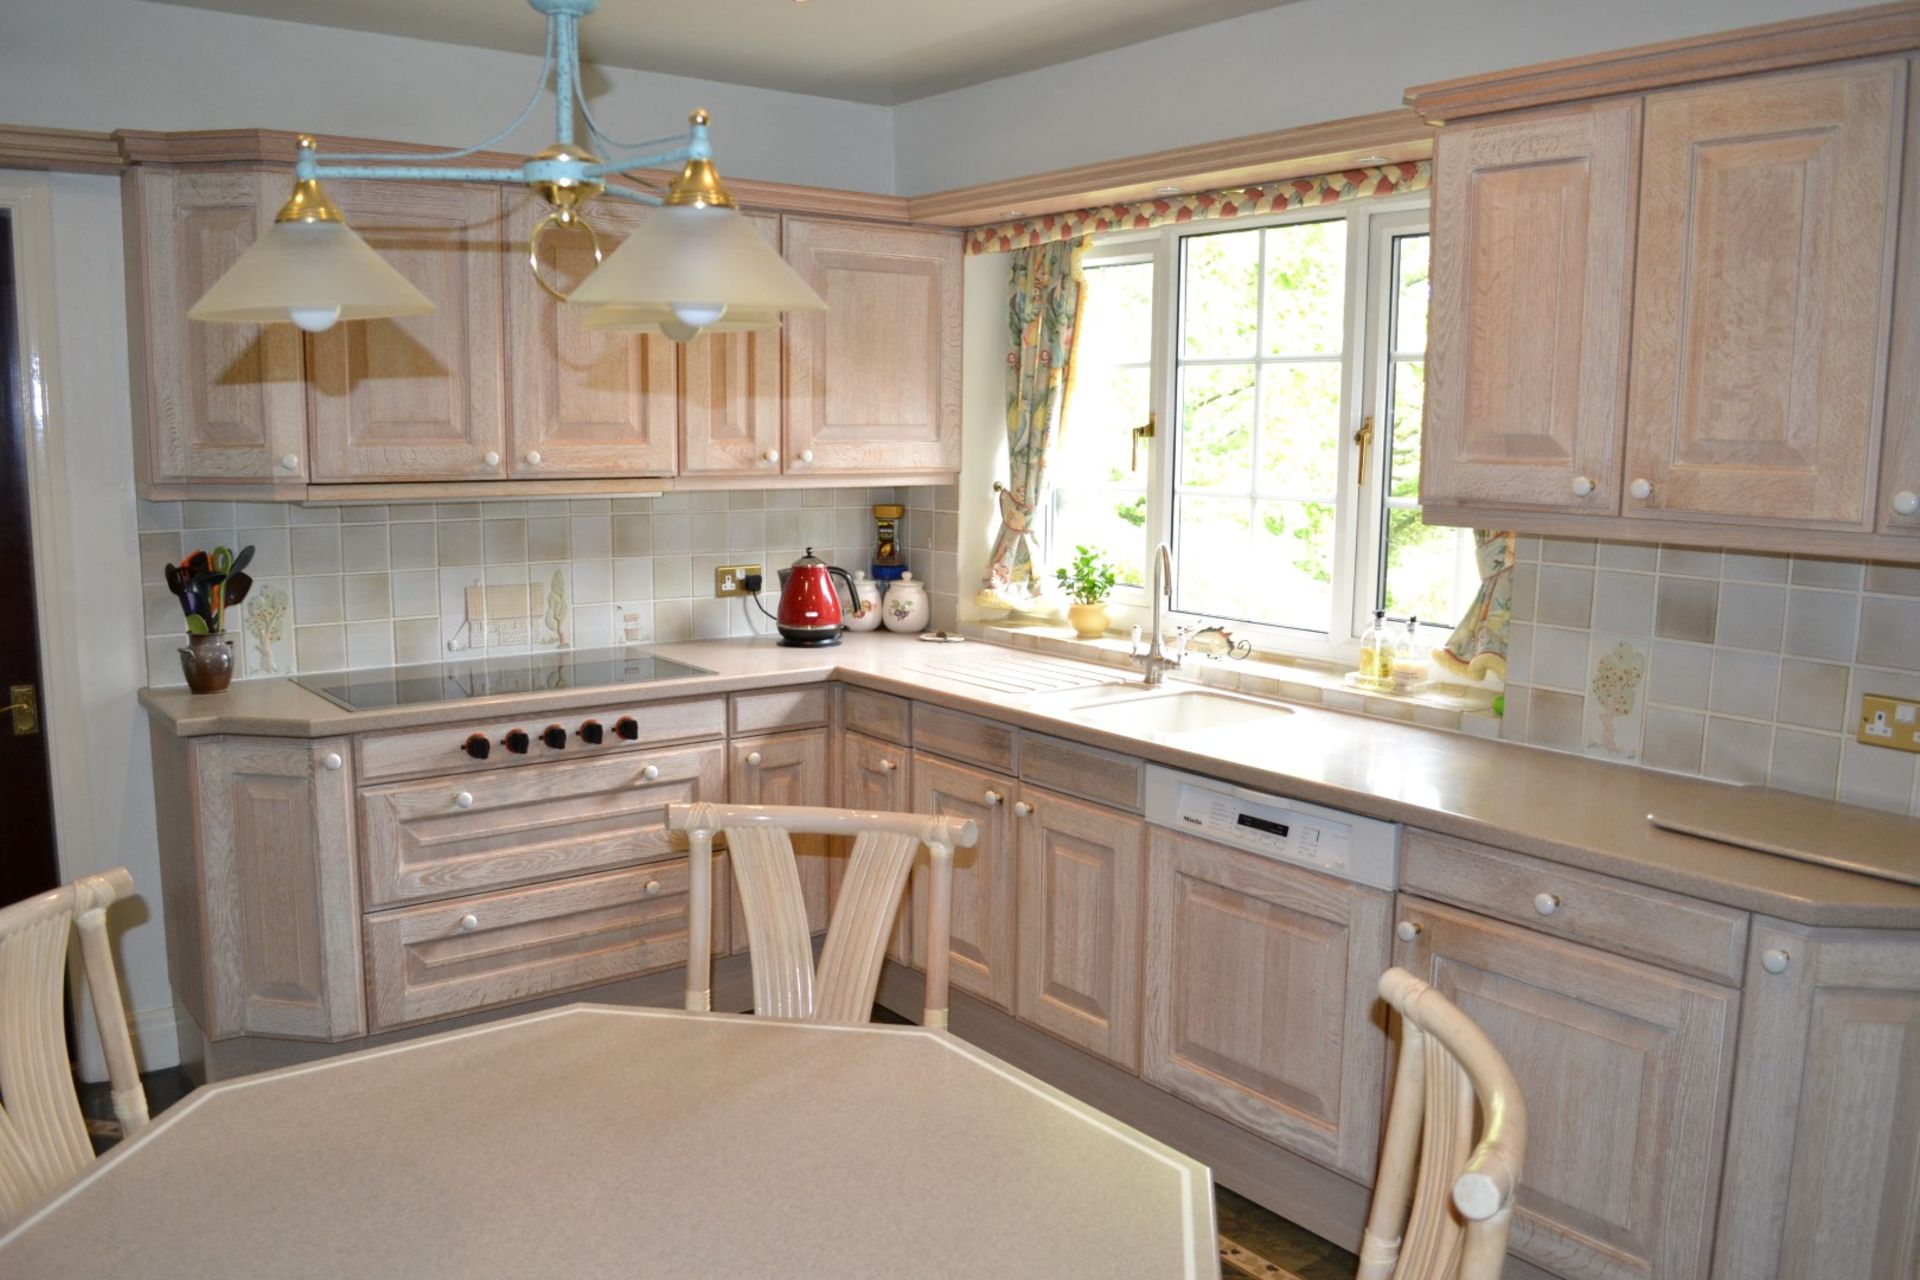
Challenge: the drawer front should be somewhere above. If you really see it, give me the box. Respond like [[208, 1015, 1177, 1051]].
[[1018, 731, 1144, 813], [1402, 829, 1749, 984], [363, 861, 724, 1032], [360, 743, 725, 908], [912, 702, 1018, 774], [842, 686, 911, 744], [730, 686, 830, 734], [357, 695, 726, 782]]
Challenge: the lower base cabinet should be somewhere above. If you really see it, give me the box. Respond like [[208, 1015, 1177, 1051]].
[[838, 731, 914, 962], [1142, 828, 1392, 1182], [730, 728, 831, 940], [1714, 917, 1920, 1279], [1395, 897, 1738, 1280], [911, 752, 1016, 1008]]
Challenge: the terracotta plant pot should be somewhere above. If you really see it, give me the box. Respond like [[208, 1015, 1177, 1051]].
[[1067, 601, 1110, 639], [179, 632, 236, 694]]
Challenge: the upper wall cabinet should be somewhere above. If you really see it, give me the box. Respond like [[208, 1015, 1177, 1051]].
[[783, 218, 962, 477], [506, 198, 678, 479], [1412, 32, 1920, 562], [679, 214, 784, 479], [124, 168, 309, 490], [1422, 101, 1638, 514]]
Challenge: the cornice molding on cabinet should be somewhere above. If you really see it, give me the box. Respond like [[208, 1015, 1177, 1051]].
[[108, 127, 916, 223], [903, 108, 1434, 228], [1406, 1, 1920, 124], [0, 125, 122, 173]]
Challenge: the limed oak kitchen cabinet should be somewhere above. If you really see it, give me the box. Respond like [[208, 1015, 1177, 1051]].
[[730, 727, 832, 937], [678, 213, 786, 480], [838, 729, 914, 962], [911, 752, 1017, 1008]]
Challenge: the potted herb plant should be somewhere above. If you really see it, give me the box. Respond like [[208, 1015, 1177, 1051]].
[[164, 544, 255, 693], [1054, 544, 1119, 639]]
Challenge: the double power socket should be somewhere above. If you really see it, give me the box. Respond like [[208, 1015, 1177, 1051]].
[[1859, 693, 1920, 754], [713, 564, 763, 598]]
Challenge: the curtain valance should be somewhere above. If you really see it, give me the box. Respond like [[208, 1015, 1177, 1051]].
[[965, 161, 1429, 255]]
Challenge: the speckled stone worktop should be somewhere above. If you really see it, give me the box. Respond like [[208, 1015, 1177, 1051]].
[[141, 633, 1920, 927]]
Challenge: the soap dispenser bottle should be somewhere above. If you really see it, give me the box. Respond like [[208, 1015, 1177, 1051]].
[[1356, 609, 1393, 690], [1392, 616, 1429, 693]]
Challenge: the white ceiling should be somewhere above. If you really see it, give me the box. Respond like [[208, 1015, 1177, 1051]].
[[140, 0, 1302, 105]]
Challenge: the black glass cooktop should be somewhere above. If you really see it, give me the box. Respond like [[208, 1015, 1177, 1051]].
[[293, 648, 714, 711]]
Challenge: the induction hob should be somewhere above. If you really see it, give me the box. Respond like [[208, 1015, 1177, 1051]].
[[293, 647, 714, 711]]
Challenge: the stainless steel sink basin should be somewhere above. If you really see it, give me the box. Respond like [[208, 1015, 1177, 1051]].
[[1070, 688, 1290, 740]]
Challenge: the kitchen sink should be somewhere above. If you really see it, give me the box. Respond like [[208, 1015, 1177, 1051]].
[[1070, 688, 1289, 740]]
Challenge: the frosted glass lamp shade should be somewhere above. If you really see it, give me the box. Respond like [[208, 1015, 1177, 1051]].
[[582, 304, 782, 343], [567, 203, 826, 319], [188, 219, 434, 329]]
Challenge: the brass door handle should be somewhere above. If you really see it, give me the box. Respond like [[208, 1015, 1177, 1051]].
[[7, 684, 37, 736]]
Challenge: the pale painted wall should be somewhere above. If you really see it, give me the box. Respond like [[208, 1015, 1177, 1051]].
[[892, 0, 1862, 193], [0, 0, 895, 192]]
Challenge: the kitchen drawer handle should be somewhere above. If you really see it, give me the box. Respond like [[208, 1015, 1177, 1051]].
[[1395, 921, 1422, 942], [458, 913, 479, 932], [1571, 475, 1594, 498], [796, 449, 814, 465], [984, 789, 1003, 807], [1629, 478, 1653, 501], [644, 879, 662, 897], [321, 753, 343, 771], [1533, 893, 1561, 916], [454, 791, 475, 810], [524, 450, 542, 467], [879, 758, 898, 772], [482, 451, 501, 468], [1761, 948, 1792, 975], [641, 764, 660, 782], [279, 453, 300, 471], [1895, 490, 1920, 517], [762, 449, 780, 465], [1012, 800, 1034, 818], [745, 751, 763, 767]]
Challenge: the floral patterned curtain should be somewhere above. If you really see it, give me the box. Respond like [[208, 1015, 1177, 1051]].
[[1433, 530, 1514, 681], [966, 162, 1429, 255], [980, 236, 1089, 602]]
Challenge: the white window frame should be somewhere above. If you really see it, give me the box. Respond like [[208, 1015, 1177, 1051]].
[[1056, 193, 1431, 664]]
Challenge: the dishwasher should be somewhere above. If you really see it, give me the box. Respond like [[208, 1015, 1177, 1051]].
[[1143, 765, 1401, 888]]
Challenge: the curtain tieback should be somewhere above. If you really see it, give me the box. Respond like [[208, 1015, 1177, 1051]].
[[992, 480, 1035, 532]]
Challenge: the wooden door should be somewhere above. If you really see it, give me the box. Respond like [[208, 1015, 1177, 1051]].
[[783, 218, 961, 476], [1397, 897, 1739, 1280], [1423, 101, 1639, 512], [308, 182, 506, 481], [839, 731, 912, 962], [910, 752, 1015, 1009], [126, 168, 307, 487], [1880, 57, 1920, 538], [1624, 61, 1905, 527], [681, 212, 783, 477], [1714, 918, 1920, 1279], [730, 729, 831, 937], [1142, 828, 1392, 1181], [1013, 786, 1143, 1070], [505, 198, 677, 477], [196, 736, 362, 1040]]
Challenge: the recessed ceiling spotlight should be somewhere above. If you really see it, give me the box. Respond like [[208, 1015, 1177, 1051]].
[[1156, 185, 1181, 195]]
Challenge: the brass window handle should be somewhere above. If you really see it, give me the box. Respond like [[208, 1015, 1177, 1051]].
[[1130, 411, 1156, 473], [1354, 415, 1374, 488]]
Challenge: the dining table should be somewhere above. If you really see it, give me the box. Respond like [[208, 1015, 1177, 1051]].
[[0, 1004, 1218, 1277]]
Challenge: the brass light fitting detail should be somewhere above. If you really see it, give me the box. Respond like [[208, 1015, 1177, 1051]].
[[527, 141, 607, 212], [275, 136, 344, 224], [664, 111, 737, 209]]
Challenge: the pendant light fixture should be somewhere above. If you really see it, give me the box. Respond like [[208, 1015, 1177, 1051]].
[[189, 0, 825, 341]]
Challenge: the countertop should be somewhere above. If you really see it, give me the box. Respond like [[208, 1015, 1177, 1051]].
[[140, 633, 1920, 928]]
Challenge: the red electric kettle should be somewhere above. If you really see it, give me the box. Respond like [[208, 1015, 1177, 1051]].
[[775, 549, 857, 647]]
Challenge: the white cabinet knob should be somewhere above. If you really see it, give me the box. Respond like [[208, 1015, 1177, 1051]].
[[745, 751, 762, 767], [454, 791, 474, 810], [762, 449, 780, 465], [644, 879, 662, 897], [641, 764, 659, 782], [984, 789, 1003, 807], [1533, 892, 1561, 916], [524, 450, 542, 466], [279, 453, 300, 471], [879, 758, 898, 772], [321, 753, 343, 771], [458, 913, 479, 932], [1571, 475, 1594, 497], [1395, 921, 1422, 942], [1629, 478, 1653, 501], [1012, 800, 1034, 818], [1895, 490, 1920, 517], [1761, 948, 1792, 975], [797, 449, 814, 465], [482, 451, 501, 467]]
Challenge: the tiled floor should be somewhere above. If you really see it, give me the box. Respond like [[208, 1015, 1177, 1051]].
[[81, 1065, 1358, 1279]]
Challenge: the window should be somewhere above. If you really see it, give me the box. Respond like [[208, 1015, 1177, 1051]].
[[1046, 196, 1472, 660]]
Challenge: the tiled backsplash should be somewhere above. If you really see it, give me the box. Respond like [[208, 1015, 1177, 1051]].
[[138, 485, 960, 689], [1503, 536, 1920, 816]]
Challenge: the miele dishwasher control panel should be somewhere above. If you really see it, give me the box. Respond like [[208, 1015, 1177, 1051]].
[[1143, 766, 1400, 890]]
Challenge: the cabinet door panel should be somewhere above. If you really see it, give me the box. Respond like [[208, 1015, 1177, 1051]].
[[911, 753, 1015, 1009], [1143, 829, 1391, 1180], [730, 730, 831, 938], [1714, 919, 1920, 1279], [506, 199, 677, 477], [1014, 787, 1143, 1070], [1425, 101, 1639, 511], [129, 168, 307, 485], [784, 218, 961, 476], [1398, 898, 1738, 1280], [308, 182, 505, 481], [681, 213, 783, 476], [839, 732, 912, 962], [1879, 56, 1920, 537], [1625, 62, 1904, 526]]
